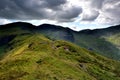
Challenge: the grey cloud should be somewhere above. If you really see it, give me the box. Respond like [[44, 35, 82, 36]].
[[100, 0, 120, 24], [82, 10, 99, 21], [80, 0, 103, 21], [57, 7, 82, 22], [0, 0, 82, 22], [81, 0, 120, 25], [90, 0, 104, 9], [44, 0, 67, 8], [0, 0, 119, 25]]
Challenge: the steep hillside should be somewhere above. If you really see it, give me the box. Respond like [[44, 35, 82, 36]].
[[77, 25, 120, 60], [37, 24, 120, 60], [0, 22, 120, 60], [0, 33, 120, 80], [106, 33, 120, 49], [35, 24, 75, 42], [72, 32, 120, 60], [0, 22, 33, 57]]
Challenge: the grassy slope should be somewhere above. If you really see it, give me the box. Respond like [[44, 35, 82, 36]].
[[72, 33, 120, 60], [0, 22, 120, 61], [0, 25, 30, 56], [74, 25, 120, 60], [104, 33, 120, 49], [0, 34, 120, 80], [35, 25, 120, 60]]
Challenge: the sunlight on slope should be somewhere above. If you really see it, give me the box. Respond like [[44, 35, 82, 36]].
[[13, 44, 29, 56]]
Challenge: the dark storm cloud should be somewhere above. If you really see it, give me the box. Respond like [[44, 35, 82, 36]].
[[0, 0, 82, 22], [43, 0, 67, 8], [57, 6, 82, 22], [0, 0, 119, 25]]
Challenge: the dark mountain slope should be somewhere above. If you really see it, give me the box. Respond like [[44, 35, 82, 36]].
[[35, 24, 75, 42], [79, 25, 120, 37], [76, 25, 120, 59]]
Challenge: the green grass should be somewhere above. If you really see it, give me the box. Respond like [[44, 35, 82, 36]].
[[1, 23, 120, 61], [0, 33, 120, 80], [105, 33, 120, 48], [0, 46, 7, 58]]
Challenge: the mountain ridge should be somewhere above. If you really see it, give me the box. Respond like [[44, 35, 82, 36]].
[[1, 22, 120, 32], [0, 22, 120, 79], [0, 22, 120, 60], [0, 33, 120, 80]]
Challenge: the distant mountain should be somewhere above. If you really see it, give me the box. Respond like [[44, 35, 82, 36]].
[[74, 25, 120, 60], [0, 22, 120, 60], [37, 24, 120, 60], [0, 30, 120, 80]]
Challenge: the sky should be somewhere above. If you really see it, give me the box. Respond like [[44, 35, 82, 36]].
[[0, 0, 120, 31]]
